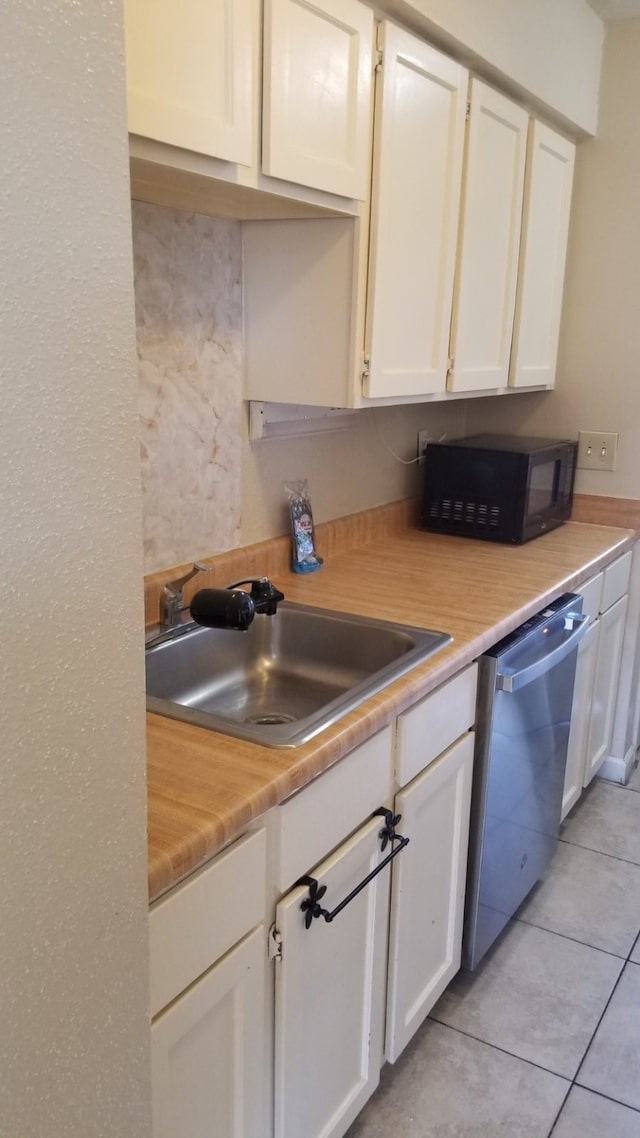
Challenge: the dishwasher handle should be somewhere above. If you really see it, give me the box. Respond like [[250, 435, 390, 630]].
[[496, 612, 589, 693]]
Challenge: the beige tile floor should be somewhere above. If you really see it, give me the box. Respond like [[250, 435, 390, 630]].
[[347, 762, 640, 1138]]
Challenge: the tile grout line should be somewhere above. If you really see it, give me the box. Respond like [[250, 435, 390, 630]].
[[426, 1013, 575, 1083], [547, 1086, 640, 1137], [557, 834, 640, 868], [427, 914, 639, 1135], [512, 912, 634, 960], [573, 954, 640, 1091], [546, 924, 640, 1136], [548, 764, 639, 1130]]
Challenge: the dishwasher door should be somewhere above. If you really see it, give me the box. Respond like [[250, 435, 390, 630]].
[[463, 594, 588, 971]]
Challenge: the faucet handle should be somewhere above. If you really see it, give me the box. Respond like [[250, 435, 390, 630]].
[[161, 561, 213, 629], [164, 561, 213, 598]]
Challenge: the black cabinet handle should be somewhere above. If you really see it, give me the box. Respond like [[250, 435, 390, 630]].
[[299, 809, 409, 929]]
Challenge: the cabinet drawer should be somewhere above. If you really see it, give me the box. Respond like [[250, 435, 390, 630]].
[[149, 827, 266, 1017], [395, 664, 478, 786], [577, 572, 603, 620], [601, 551, 632, 612], [275, 727, 393, 892]]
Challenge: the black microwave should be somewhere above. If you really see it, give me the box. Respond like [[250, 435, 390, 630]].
[[421, 434, 578, 544]]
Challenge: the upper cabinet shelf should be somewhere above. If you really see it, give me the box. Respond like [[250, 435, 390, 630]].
[[124, 0, 374, 218]]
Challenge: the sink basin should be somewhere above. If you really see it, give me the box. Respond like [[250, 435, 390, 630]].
[[146, 601, 451, 748]]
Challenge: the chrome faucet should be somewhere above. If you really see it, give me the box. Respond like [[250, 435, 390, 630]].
[[154, 566, 285, 644], [160, 561, 213, 631]]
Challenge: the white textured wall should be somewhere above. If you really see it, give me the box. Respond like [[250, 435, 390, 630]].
[[1, 3, 151, 1135], [468, 19, 640, 503], [241, 401, 468, 545]]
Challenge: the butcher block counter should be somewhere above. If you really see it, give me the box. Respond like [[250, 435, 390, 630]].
[[146, 516, 634, 901]]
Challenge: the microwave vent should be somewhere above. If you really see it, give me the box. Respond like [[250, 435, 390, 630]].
[[428, 498, 500, 530]]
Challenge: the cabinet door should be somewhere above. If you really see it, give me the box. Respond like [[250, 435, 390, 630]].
[[585, 595, 629, 785], [274, 815, 392, 1138], [510, 121, 575, 388], [448, 79, 528, 392], [151, 926, 267, 1138], [124, 0, 257, 165], [562, 618, 599, 819], [262, 0, 374, 198], [363, 26, 467, 398], [385, 733, 474, 1063]]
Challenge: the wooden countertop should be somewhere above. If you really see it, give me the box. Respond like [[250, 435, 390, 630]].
[[147, 521, 634, 901]]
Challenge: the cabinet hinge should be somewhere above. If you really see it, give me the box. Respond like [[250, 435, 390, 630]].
[[465, 99, 471, 122], [268, 924, 283, 961], [362, 354, 370, 383], [375, 48, 383, 73], [447, 356, 454, 378]]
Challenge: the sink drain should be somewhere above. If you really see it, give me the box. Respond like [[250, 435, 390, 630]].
[[246, 711, 297, 726]]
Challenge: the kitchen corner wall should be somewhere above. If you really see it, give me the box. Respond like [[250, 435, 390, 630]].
[[3, 2, 150, 1133], [467, 19, 640, 505], [132, 201, 468, 572]]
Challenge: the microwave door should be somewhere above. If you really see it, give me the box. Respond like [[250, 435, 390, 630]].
[[526, 458, 561, 517]]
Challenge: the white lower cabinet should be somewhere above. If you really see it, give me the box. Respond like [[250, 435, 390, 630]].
[[273, 814, 391, 1138], [149, 828, 269, 1138], [271, 667, 478, 1138], [385, 732, 474, 1062], [149, 667, 479, 1138], [151, 926, 267, 1138], [562, 617, 600, 818], [586, 593, 629, 783], [562, 552, 632, 818]]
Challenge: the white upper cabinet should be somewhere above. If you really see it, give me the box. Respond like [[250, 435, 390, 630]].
[[243, 34, 578, 406], [124, 0, 257, 166], [262, 0, 374, 199], [509, 121, 576, 388], [448, 79, 529, 393], [364, 25, 468, 399], [125, 0, 374, 215]]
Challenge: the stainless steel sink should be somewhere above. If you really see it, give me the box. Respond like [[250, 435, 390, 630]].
[[145, 601, 451, 748]]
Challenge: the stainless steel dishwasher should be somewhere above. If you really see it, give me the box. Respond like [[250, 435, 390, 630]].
[[463, 593, 588, 970]]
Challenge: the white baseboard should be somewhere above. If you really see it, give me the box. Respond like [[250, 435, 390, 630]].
[[598, 744, 639, 786]]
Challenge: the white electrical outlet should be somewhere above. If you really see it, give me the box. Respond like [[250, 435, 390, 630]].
[[577, 431, 619, 472], [417, 429, 430, 466]]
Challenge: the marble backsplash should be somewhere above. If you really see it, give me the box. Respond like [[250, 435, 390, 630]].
[[131, 201, 243, 572]]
